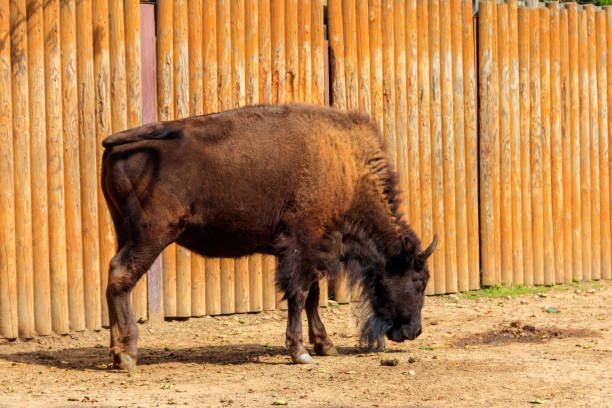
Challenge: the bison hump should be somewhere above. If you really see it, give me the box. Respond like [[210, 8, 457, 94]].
[[102, 123, 181, 148]]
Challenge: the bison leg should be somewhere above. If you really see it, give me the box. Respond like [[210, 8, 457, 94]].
[[305, 281, 337, 356], [285, 289, 314, 364], [106, 240, 163, 371]]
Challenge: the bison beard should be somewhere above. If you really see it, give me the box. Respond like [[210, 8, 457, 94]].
[[101, 103, 435, 369]]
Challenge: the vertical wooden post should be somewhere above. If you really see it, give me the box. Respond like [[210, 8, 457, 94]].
[[579, 9, 591, 281], [567, 3, 581, 281], [430, 0, 445, 293], [491, 2, 501, 284], [10, 0, 35, 338], [586, 5, 601, 281], [497, 3, 513, 286], [93, 0, 114, 327], [508, 0, 523, 286], [0, 0, 18, 339], [417, 0, 434, 294], [530, 6, 544, 285], [28, 0, 51, 335], [450, 0, 467, 291], [548, 2, 564, 284], [518, 6, 533, 286], [44, 0, 70, 334], [124, 0, 147, 322], [217, 0, 235, 314], [560, 8, 572, 283], [393, 0, 409, 220], [61, 0, 85, 330], [462, 0, 479, 289], [285, 0, 298, 103], [298, 0, 311, 103], [156, 0, 176, 318], [342, 0, 357, 111], [478, 0, 496, 287], [540, 7, 554, 286], [368, 0, 383, 132], [260, 0, 276, 311], [597, 10, 611, 282], [382, 0, 395, 166], [202, 0, 221, 315], [271, 0, 286, 105], [440, 0, 457, 292], [356, 0, 370, 115], [608, 8, 612, 282], [406, 0, 420, 236]]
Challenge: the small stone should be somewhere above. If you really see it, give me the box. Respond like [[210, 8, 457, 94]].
[[380, 357, 399, 366], [448, 294, 459, 302], [587, 289, 596, 294], [409, 369, 416, 376], [506, 296, 512, 300], [520, 300, 529, 305], [537, 293, 547, 298], [408, 356, 417, 363]]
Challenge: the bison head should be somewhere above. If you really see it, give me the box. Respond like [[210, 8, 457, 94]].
[[359, 234, 437, 350]]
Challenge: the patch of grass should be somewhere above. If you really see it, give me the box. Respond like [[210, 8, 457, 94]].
[[460, 284, 546, 300]]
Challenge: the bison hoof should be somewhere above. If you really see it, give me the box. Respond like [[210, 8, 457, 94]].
[[314, 344, 338, 356], [113, 352, 136, 371], [292, 353, 315, 364]]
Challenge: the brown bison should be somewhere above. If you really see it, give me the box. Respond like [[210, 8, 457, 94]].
[[101, 103, 437, 370]]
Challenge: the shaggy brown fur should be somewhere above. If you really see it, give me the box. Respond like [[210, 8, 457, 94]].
[[101, 103, 436, 369]]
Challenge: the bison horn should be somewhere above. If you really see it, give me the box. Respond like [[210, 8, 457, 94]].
[[417, 234, 438, 260]]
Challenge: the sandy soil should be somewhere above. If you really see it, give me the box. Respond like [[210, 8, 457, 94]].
[[0, 281, 610, 408]]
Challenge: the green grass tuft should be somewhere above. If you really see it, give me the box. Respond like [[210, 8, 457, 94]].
[[459, 284, 546, 299]]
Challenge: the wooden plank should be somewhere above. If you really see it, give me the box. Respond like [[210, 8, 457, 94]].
[[567, 3, 581, 281], [382, 0, 395, 165], [462, 0, 479, 290], [44, 0, 69, 334], [0, 0, 18, 339], [560, 8, 572, 283], [124, 0, 147, 322], [312, 0, 328, 306], [259, 0, 276, 311], [530, 6, 544, 285], [417, 0, 434, 294], [540, 7, 554, 286], [508, 0, 523, 286], [440, 0, 457, 292], [497, 3, 512, 286], [518, 6, 533, 286], [393, 0, 409, 219], [27, 0, 51, 335], [60, 0, 85, 330], [548, 2, 564, 284], [450, 0, 467, 291], [406, 0, 420, 237], [429, 0, 446, 293], [156, 0, 176, 317], [579, 9, 591, 281], [298, 0, 311, 103], [343, 0, 357, 111], [356, 0, 370, 114], [285, 0, 298, 103], [10, 0, 35, 338], [271, 0, 286, 105], [586, 5, 601, 281], [597, 10, 611, 282], [492, 1, 501, 283], [93, 0, 114, 327], [368, 0, 383, 132], [478, 0, 496, 287], [608, 8, 612, 282]]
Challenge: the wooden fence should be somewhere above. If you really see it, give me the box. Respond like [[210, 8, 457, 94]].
[[1, 0, 612, 339]]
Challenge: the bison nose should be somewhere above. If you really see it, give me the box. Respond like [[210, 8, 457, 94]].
[[401, 324, 422, 340]]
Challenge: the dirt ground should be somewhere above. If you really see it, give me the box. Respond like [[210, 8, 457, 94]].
[[0, 281, 610, 408]]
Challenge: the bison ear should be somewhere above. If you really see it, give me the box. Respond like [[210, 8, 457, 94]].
[[401, 234, 413, 252]]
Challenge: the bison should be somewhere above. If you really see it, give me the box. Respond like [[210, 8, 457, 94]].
[[101, 103, 437, 370]]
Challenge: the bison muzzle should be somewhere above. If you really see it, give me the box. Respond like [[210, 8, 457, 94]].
[[101, 103, 437, 370]]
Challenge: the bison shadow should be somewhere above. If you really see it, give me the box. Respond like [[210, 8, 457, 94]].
[[0, 343, 379, 371]]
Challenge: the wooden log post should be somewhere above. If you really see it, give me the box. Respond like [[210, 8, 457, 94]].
[[608, 8, 612, 282], [44, 0, 70, 334], [369, 0, 383, 133], [430, 0, 446, 293], [567, 3, 581, 281], [27, 0, 51, 335], [491, 2, 501, 284], [406, 0, 420, 237], [579, 9, 591, 281], [586, 5, 601, 281], [462, 0, 479, 289], [356, 0, 370, 115], [0, 0, 18, 339], [518, 6, 533, 286], [450, 0, 467, 291], [547, 2, 564, 285], [298, 0, 311, 103], [540, 7, 555, 286], [343, 0, 357, 112], [60, 0, 85, 330], [597, 10, 611, 282], [560, 8, 572, 283], [508, 0, 524, 286], [497, 3, 513, 286], [10, 0, 35, 338], [285, 0, 298, 105], [478, 0, 496, 287]]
